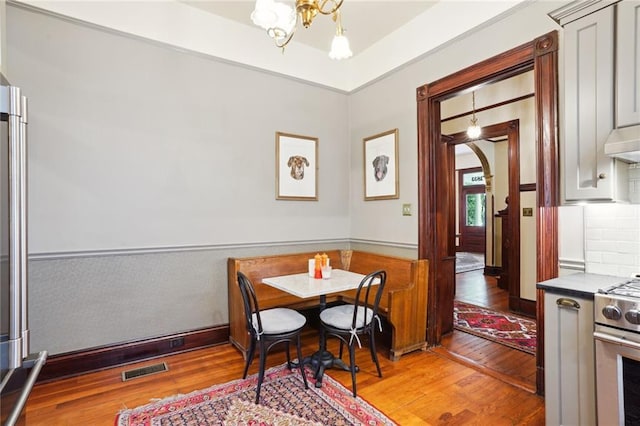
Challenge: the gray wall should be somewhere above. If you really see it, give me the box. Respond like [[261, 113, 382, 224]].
[[7, 1, 566, 355], [7, 5, 351, 354]]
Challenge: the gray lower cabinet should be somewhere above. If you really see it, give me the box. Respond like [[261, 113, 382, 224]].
[[544, 291, 596, 426]]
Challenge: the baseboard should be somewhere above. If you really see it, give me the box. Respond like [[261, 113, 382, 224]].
[[484, 265, 501, 276], [37, 325, 230, 383], [510, 296, 537, 318]]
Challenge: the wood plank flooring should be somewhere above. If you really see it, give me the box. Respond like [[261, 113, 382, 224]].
[[25, 329, 544, 425], [441, 269, 537, 392]]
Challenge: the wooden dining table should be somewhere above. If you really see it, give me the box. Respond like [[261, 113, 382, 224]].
[[262, 269, 374, 387]]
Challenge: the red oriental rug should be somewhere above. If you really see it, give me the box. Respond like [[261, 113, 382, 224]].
[[115, 363, 396, 426], [453, 300, 536, 355]]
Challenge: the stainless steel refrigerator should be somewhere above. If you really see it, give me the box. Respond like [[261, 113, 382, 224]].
[[0, 75, 47, 426]]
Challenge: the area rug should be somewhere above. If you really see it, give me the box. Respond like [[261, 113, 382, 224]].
[[115, 363, 396, 426], [455, 252, 484, 273], [453, 300, 536, 355]]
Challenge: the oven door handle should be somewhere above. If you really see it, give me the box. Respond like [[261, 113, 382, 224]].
[[594, 331, 640, 350]]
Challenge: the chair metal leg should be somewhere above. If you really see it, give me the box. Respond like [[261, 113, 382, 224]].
[[348, 342, 357, 397], [369, 329, 382, 377], [338, 340, 344, 359], [285, 341, 292, 369], [255, 342, 267, 404], [243, 338, 256, 379], [295, 335, 309, 389]]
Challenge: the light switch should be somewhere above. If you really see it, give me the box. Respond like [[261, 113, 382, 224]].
[[522, 207, 533, 217], [402, 204, 412, 216]]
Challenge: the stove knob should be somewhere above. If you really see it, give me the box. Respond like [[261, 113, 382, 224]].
[[625, 309, 640, 325], [602, 305, 622, 320]]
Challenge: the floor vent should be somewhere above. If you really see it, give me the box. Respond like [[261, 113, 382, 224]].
[[121, 362, 168, 382]]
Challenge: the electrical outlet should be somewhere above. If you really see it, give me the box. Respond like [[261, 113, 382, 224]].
[[402, 204, 412, 216], [170, 337, 185, 348]]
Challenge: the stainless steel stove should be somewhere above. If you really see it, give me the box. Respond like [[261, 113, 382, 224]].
[[595, 278, 640, 332], [593, 277, 640, 426]]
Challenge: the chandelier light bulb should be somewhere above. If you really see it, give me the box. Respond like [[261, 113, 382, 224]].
[[329, 34, 352, 59], [466, 91, 481, 139], [467, 120, 482, 139]]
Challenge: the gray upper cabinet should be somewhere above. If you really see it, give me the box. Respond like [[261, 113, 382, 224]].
[[563, 4, 619, 201], [555, 1, 638, 202], [616, 1, 640, 127]]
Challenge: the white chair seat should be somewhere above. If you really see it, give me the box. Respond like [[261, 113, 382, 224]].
[[252, 308, 306, 335], [320, 304, 373, 330]]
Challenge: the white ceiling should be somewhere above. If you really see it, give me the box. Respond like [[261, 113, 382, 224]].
[[17, 0, 528, 91], [181, 1, 438, 54]]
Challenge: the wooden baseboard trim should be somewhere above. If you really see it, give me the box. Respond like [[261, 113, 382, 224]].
[[510, 297, 537, 318], [37, 325, 230, 383], [484, 265, 501, 276]]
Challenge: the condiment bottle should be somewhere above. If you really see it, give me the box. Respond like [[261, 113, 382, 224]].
[[314, 253, 322, 278]]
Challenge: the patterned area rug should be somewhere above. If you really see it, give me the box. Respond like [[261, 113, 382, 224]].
[[456, 252, 484, 273], [115, 363, 396, 426], [453, 300, 536, 355]]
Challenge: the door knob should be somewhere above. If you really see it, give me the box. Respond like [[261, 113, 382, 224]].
[[598, 173, 607, 179]]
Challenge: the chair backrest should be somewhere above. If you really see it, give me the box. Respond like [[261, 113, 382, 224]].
[[351, 270, 387, 329], [237, 271, 262, 337]]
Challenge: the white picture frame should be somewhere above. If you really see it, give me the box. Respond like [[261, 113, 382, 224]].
[[276, 132, 318, 200], [364, 129, 399, 200]]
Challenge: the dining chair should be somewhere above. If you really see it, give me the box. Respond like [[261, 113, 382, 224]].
[[319, 269, 387, 397], [236, 271, 309, 403]]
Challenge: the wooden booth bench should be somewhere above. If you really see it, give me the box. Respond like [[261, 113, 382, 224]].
[[227, 250, 428, 361]]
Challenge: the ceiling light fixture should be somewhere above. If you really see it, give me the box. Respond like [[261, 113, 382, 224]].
[[467, 91, 482, 139], [251, 0, 352, 60]]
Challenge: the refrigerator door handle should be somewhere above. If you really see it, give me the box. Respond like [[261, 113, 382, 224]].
[[7, 86, 24, 370], [3, 351, 47, 426], [19, 94, 29, 357]]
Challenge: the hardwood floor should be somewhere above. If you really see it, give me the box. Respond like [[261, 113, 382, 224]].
[[25, 329, 544, 425], [440, 268, 537, 392]]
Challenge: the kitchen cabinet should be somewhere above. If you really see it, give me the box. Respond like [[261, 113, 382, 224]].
[[559, 1, 634, 202], [543, 291, 596, 426], [616, 1, 640, 127]]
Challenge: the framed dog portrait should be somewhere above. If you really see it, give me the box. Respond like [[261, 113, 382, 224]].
[[276, 132, 318, 200], [364, 129, 399, 201]]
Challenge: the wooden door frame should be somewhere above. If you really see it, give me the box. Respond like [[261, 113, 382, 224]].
[[416, 32, 559, 395], [450, 121, 521, 311]]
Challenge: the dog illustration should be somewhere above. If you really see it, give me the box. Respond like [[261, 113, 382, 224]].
[[287, 155, 309, 180], [372, 155, 389, 182]]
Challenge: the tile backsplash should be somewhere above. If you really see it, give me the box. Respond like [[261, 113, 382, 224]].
[[584, 204, 640, 277]]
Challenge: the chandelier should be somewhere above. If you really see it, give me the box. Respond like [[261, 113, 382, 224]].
[[251, 0, 353, 60], [466, 91, 482, 139]]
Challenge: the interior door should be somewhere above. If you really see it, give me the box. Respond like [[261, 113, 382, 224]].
[[458, 168, 486, 253]]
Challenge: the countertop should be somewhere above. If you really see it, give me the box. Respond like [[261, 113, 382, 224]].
[[537, 272, 630, 299]]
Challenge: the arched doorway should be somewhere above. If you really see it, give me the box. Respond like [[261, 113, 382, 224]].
[[416, 32, 559, 395]]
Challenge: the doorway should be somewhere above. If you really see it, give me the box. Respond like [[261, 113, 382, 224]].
[[416, 32, 560, 395], [458, 167, 486, 254]]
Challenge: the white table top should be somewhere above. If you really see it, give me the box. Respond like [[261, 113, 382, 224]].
[[262, 269, 368, 299]]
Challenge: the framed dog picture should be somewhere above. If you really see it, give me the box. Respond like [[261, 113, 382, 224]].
[[364, 129, 399, 200], [276, 132, 318, 200]]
